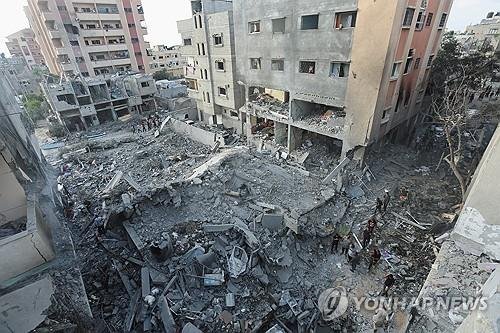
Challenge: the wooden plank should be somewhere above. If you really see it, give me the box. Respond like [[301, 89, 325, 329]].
[[102, 170, 123, 193], [112, 259, 133, 296], [159, 296, 176, 332], [123, 222, 146, 251], [141, 267, 151, 298], [124, 289, 141, 332], [391, 212, 427, 230], [322, 157, 349, 183]]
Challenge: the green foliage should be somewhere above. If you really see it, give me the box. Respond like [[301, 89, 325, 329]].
[[23, 94, 49, 121]]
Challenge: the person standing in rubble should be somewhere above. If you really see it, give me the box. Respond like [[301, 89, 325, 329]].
[[362, 227, 371, 248], [368, 247, 381, 271], [372, 307, 389, 332], [382, 189, 390, 213], [381, 273, 395, 296], [399, 186, 409, 207], [367, 216, 377, 234], [347, 242, 356, 262], [350, 251, 361, 272], [331, 232, 341, 253], [340, 235, 350, 257], [375, 197, 383, 215]]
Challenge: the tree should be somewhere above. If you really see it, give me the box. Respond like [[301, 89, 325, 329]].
[[23, 94, 49, 122], [428, 33, 497, 203]]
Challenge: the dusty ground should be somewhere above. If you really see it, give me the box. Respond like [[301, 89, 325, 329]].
[[40, 119, 460, 332]]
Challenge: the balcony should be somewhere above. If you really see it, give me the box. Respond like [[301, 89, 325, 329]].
[[80, 28, 125, 38], [55, 47, 69, 56], [86, 44, 128, 53], [76, 12, 120, 21], [92, 58, 131, 67], [48, 29, 61, 39]]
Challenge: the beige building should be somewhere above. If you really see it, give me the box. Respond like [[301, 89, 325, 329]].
[[177, 0, 244, 128], [25, 0, 152, 78], [149, 44, 186, 78], [5, 28, 45, 70], [464, 12, 500, 55]]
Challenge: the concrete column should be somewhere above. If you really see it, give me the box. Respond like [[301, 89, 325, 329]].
[[275, 122, 288, 146], [111, 109, 118, 121], [79, 116, 88, 130], [288, 125, 303, 152]]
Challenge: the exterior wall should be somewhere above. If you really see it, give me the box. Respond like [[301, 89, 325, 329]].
[[177, 4, 243, 126], [0, 154, 27, 224], [465, 15, 500, 54], [5, 28, 45, 69], [25, 0, 152, 77], [0, 57, 42, 95]]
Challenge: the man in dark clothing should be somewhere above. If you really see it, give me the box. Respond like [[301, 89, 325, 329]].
[[331, 233, 341, 253], [340, 235, 350, 256], [375, 197, 383, 215], [367, 217, 377, 234], [347, 243, 356, 262], [362, 228, 371, 248], [368, 247, 381, 270], [381, 273, 395, 296], [351, 251, 361, 272], [382, 190, 390, 213]]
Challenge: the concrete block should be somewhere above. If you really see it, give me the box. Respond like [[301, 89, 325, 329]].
[[262, 214, 283, 231]]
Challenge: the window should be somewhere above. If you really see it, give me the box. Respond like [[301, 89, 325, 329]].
[[250, 58, 261, 70], [206, 92, 210, 103], [426, 13, 433, 26], [218, 86, 227, 96], [131, 38, 139, 43], [391, 62, 401, 78], [70, 40, 79, 46], [204, 69, 208, 79], [335, 11, 357, 29], [415, 11, 425, 30], [271, 59, 285, 71], [201, 43, 205, 55], [427, 54, 434, 67], [403, 8, 415, 27], [272, 18, 286, 33], [414, 57, 421, 69], [141, 82, 150, 88], [404, 49, 414, 74], [91, 40, 101, 45], [301, 14, 319, 30], [216, 60, 225, 71], [213, 34, 223, 46], [194, 16, 198, 29], [439, 13, 447, 28], [489, 28, 498, 34], [128, 23, 136, 28], [249, 21, 261, 34], [124, 7, 132, 13], [57, 5, 67, 11], [299, 61, 315, 74], [230, 110, 239, 118], [198, 16, 203, 29], [330, 62, 350, 77]]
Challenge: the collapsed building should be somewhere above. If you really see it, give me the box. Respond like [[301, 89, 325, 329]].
[[41, 72, 157, 131]]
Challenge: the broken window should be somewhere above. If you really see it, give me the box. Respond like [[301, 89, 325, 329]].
[[194, 16, 198, 29], [249, 21, 260, 34], [216, 60, 225, 71], [271, 59, 284, 71], [141, 81, 150, 88], [330, 62, 350, 78], [250, 58, 261, 70], [183, 38, 192, 46], [218, 86, 227, 96], [391, 62, 401, 78], [426, 13, 433, 26], [230, 110, 238, 118], [403, 8, 415, 27], [415, 10, 425, 30], [272, 18, 286, 33], [335, 11, 357, 29], [213, 34, 223, 46], [187, 79, 198, 90], [404, 49, 414, 74], [299, 61, 315, 74], [198, 16, 203, 29], [301, 14, 319, 30], [201, 43, 206, 55], [204, 69, 208, 79], [439, 13, 447, 28]]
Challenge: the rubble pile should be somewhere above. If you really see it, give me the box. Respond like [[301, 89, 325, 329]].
[[252, 93, 289, 117], [47, 120, 461, 332]]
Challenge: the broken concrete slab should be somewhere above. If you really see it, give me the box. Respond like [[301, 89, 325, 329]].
[[227, 246, 248, 278], [203, 224, 234, 232], [322, 157, 350, 183], [262, 214, 284, 231], [102, 170, 123, 193], [182, 322, 204, 333], [159, 295, 176, 332], [0, 277, 54, 333]]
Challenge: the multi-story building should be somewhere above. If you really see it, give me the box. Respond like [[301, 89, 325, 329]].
[[25, 0, 152, 78], [177, 0, 245, 130], [233, 0, 453, 158], [0, 57, 42, 96], [42, 73, 156, 131], [5, 28, 45, 69], [463, 12, 500, 55], [149, 44, 186, 78]]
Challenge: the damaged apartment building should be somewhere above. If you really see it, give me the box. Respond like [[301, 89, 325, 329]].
[[178, 0, 453, 158], [42, 73, 157, 131], [0, 70, 91, 332]]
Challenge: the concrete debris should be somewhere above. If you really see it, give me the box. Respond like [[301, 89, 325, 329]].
[[227, 246, 249, 278], [262, 214, 284, 231]]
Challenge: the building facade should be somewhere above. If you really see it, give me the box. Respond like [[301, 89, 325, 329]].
[[42, 73, 156, 131], [177, 0, 245, 130], [463, 12, 500, 55], [149, 45, 186, 78], [5, 28, 45, 69], [25, 0, 152, 78], [232, 0, 453, 156], [0, 57, 42, 96]]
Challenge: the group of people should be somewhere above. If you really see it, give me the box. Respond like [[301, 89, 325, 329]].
[[132, 114, 161, 133]]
